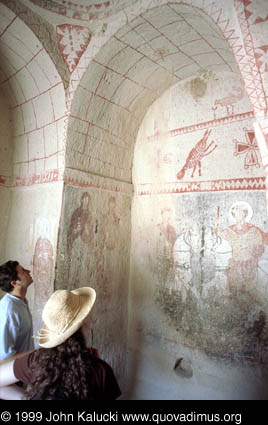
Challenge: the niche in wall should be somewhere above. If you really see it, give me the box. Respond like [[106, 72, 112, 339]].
[[130, 70, 268, 379]]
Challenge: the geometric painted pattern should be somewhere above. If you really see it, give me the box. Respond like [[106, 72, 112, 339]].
[[29, 0, 131, 20], [64, 168, 133, 196], [245, 0, 268, 25], [146, 112, 255, 143], [255, 46, 268, 74], [1, 167, 134, 194], [233, 129, 261, 169], [234, 0, 268, 114], [15, 169, 63, 187], [0, 170, 63, 188], [137, 177, 266, 196], [56, 24, 91, 73]]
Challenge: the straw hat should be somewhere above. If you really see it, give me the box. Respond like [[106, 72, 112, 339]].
[[38, 287, 96, 348]]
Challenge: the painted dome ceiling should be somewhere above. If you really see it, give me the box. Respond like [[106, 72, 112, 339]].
[[29, 0, 137, 20]]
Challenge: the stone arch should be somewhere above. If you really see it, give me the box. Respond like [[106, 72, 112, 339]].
[[0, 2, 66, 332], [59, 0, 261, 396], [126, 2, 268, 400], [0, 2, 66, 188], [66, 1, 244, 177], [1, 0, 70, 89], [66, 0, 268, 193]]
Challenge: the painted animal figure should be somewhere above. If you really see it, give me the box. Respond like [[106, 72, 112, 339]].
[[177, 129, 217, 180], [215, 87, 243, 115]]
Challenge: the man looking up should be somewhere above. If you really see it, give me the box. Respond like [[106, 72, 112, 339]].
[[0, 261, 34, 360]]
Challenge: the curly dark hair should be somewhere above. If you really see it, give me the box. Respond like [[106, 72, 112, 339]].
[[25, 329, 99, 400], [0, 261, 19, 293]]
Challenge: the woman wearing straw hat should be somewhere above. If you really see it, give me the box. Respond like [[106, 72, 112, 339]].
[[0, 287, 121, 400]]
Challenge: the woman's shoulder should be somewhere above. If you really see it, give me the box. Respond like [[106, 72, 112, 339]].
[[86, 350, 114, 372], [85, 351, 121, 399]]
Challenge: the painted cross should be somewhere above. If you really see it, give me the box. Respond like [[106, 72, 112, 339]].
[[233, 128, 260, 169]]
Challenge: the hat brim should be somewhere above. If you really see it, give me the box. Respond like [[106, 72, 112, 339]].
[[38, 287, 96, 349]]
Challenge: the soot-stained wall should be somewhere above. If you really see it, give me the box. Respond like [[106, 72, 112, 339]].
[[129, 70, 268, 399]]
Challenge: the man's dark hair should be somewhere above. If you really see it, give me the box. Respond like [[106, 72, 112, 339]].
[[0, 261, 19, 293]]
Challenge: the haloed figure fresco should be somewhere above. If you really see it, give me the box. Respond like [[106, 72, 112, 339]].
[[154, 198, 268, 362], [214, 201, 268, 299]]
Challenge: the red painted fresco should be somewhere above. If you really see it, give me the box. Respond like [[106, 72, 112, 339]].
[[234, 0, 268, 115], [93, 196, 121, 296], [64, 169, 132, 196], [146, 112, 255, 143], [98, 196, 120, 252], [233, 128, 261, 169], [56, 24, 91, 73], [177, 129, 217, 180], [255, 46, 268, 74], [214, 87, 243, 116], [240, 0, 268, 24], [138, 177, 265, 196], [33, 236, 53, 305], [157, 208, 177, 266], [15, 169, 62, 187], [29, 0, 111, 21], [214, 201, 268, 306], [254, 15, 268, 24], [67, 192, 94, 280]]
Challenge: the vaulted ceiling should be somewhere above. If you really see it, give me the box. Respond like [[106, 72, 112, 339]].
[[66, 3, 240, 182]]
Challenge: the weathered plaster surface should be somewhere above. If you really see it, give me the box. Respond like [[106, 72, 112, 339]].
[[129, 70, 268, 399], [4, 184, 63, 336], [1, 0, 268, 400], [55, 177, 132, 390]]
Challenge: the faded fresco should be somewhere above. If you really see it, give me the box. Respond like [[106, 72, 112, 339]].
[[64, 188, 128, 300], [55, 182, 131, 380], [67, 191, 94, 287], [153, 193, 268, 363], [176, 129, 217, 180], [154, 193, 268, 362], [134, 72, 264, 193], [131, 70, 268, 367], [33, 217, 54, 336]]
